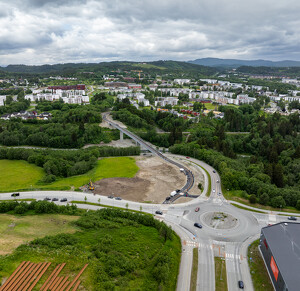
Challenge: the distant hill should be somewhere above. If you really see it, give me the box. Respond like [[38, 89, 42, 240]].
[[188, 58, 300, 68], [0, 61, 218, 76]]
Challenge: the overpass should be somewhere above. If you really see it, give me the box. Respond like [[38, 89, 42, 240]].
[[103, 114, 195, 202]]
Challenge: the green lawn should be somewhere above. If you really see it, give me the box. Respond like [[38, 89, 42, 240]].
[[248, 240, 273, 291], [215, 257, 228, 291], [0, 157, 139, 192], [0, 160, 44, 192], [190, 248, 198, 291]]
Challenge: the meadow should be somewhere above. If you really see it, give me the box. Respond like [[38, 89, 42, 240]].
[[0, 209, 181, 290], [0, 157, 139, 192]]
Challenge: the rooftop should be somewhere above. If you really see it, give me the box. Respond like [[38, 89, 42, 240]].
[[262, 222, 300, 289]]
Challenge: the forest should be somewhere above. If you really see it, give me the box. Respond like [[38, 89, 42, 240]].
[[170, 103, 300, 209]]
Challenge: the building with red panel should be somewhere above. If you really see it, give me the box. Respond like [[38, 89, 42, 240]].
[[260, 222, 300, 291]]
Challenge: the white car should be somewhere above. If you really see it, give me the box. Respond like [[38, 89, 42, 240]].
[[213, 189, 216, 193]]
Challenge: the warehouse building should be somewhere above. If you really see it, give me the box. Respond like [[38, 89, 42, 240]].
[[259, 222, 300, 291]]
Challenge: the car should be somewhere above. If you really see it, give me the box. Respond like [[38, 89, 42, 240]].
[[195, 207, 200, 212], [11, 192, 20, 197], [186, 156, 190, 159], [194, 223, 202, 228], [115, 197, 122, 200], [218, 192, 222, 196], [60, 198, 67, 202], [44, 197, 51, 201], [212, 189, 216, 193], [108, 196, 114, 199], [213, 170, 216, 173], [52, 198, 58, 201], [288, 216, 297, 221], [155, 210, 163, 215], [166, 196, 171, 201], [216, 180, 219, 183], [238, 280, 244, 289]]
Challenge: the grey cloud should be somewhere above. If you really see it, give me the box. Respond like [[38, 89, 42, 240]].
[[1, 0, 300, 65]]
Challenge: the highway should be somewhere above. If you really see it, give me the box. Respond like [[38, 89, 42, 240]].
[[1, 122, 299, 291]]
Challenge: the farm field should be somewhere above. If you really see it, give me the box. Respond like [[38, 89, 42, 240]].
[[0, 209, 181, 290], [0, 157, 139, 192]]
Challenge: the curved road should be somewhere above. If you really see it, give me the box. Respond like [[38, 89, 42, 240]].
[[1, 126, 299, 290]]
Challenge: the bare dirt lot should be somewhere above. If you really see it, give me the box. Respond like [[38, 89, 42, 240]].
[[93, 156, 187, 203]]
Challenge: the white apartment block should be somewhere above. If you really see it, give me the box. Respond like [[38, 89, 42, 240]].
[[173, 79, 191, 85], [155, 97, 179, 107]]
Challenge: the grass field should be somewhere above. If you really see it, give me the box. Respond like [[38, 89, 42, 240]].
[[215, 257, 228, 291], [0, 157, 139, 192], [0, 160, 44, 192], [0, 214, 79, 255], [248, 240, 273, 291], [0, 210, 181, 290]]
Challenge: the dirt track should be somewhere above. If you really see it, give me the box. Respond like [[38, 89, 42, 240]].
[[93, 156, 187, 203]]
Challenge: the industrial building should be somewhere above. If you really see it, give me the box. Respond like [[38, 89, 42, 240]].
[[260, 222, 300, 291]]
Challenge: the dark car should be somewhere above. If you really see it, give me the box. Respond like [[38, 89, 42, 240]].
[[11, 192, 20, 197], [194, 223, 202, 228], [195, 207, 200, 212], [60, 198, 67, 202], [186, 156, 190, 159], [288, 216, 297, 221], [52, 198, 58, 201], [155, 210, 163, 215], [238, 280, 244, 289], [166, 197, 171, 201], [213, 170, 216, 173], [108, 196, 114, 199], [44, 197, 51, 201], [115, 197, 122, 200]]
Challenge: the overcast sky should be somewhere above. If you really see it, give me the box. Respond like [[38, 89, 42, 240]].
[[1, 0, 300, 65]]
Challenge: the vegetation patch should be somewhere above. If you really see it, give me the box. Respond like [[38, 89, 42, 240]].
[[0, 214, 79, 255], [190, 248, 198, 291], [215, 257, 228, 291], [248, 239, 273, 291], [0, 160, 44, 192], [0, 156, 139, 192], [0, 208, 181, 291]]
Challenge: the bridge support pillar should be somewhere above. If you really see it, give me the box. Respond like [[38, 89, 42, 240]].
[[120, 132, 124, 141]]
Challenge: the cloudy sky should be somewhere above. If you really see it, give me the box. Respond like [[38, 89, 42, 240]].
[[1, 0, 300, 65]]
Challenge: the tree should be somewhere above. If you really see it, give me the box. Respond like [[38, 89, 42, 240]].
[[249, 194, 257, 204], [259, 193, 269, 205], [271, 196, 286, 209], [272, 163, 284, 188], [84, 196, 87, 203], [296, 200, 300, 211]]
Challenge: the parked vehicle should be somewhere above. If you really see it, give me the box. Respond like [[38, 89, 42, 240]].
[[195, 207, 200, 212], [60, 198, 67, 202], [155, 210, 163, 215], [288, 216, 297, 221], [52, 198, 58, 201], [194, 223, 202, 228], [115, 197, 122, 200], [44, 197, 51, 201], [166, 197, 171, 201], [11, 193, 20, 197], [108, 196, 114, 199]]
